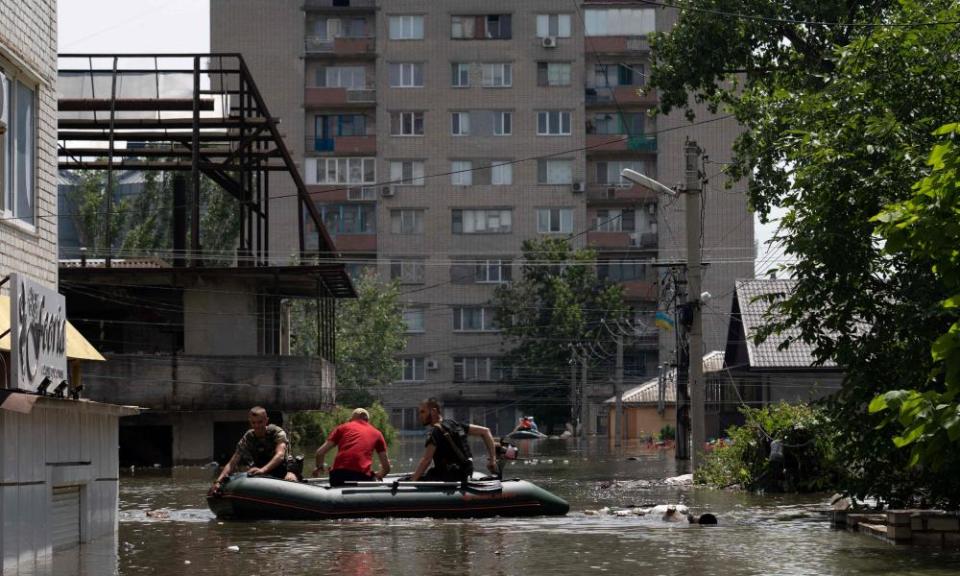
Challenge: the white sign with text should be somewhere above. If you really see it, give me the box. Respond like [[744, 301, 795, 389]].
[[10, 273, 67, 393]]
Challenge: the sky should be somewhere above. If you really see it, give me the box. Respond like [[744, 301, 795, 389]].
[[56, 0, 784, 277]]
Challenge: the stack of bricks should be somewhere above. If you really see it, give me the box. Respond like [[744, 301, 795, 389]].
[[832, 509, 960, 547]]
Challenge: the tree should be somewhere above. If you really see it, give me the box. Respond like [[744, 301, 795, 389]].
[[290, 272, 406, 407], [869, 124, 960, 476], [62, 169, 127, 257], [649, 0, 960, 505], [493, 238, 629, 428]]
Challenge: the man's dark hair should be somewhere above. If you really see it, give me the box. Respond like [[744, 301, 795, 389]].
[[422, 398, 442, 412]]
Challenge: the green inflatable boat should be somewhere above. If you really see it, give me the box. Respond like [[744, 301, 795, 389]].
[[207, 473, 570, 520]]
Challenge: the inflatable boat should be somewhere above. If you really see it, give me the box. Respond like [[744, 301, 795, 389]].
[[207, 473, 569, 520]]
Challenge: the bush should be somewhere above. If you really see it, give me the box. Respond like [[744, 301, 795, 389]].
[[659, 424, 676, 441], [695, 402, 840, 493], [287, 402, 397, 451]]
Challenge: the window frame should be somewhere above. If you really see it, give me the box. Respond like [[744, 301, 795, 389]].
[[537, 208, 574, 234], [490, 161, 513, 186], [389, 62, 424, 88], [315, 157, 377, 185], [453, 356, 507, 382], [389, 160, 426, 186], [389, 15, 425, 40], [400, 357, 426, 382], [451, 62, 470, 87], [537, 110, 572, 136], [537, 62, 572, 87], [390, 111, 425, 136], [474, 259, 511, 284], [450, 160, 473, 186], [452, 209, 513, 235], [390, 259, 426, 284], [451, 111, 471, 136], [536, 14, 572, 38], [481, 63, 512, 88], [493, 111, 512, 136], [402, 308, 426, 333], [452, 306, 500, 332], [0, 65, 37, 227], [537, 159, 574, 185], [390, 209, 426, 235]]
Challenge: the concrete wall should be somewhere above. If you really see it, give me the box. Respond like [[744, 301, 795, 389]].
[[81, 353, 335, 412], [0, 0, 59, 291], [608, 405, 676, 441], [183, 278, 259, 356], [0, 398, 135, 574], [211, 0, 305, 262]]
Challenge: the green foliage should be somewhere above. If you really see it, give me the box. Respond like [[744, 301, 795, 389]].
[[493, 238, 629, 428], [658, 424, 676, 441], [696, 403, 840, 493], [63, 169, 127, 256], [290, 271, 406, 406], [869, 124, 960, 473], [287, 402, 397, 452], [651, 0, 960, 506]]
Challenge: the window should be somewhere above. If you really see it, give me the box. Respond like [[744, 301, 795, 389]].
[[320, 204, 376, 234], [476, 260, 511, 283], [537, 208, 574, 234], [593, 63, 644, 88], [537, 160, 573, 184], [390, 160, 425, 186], [453, 357, 508, 382], [490, 161, 512, 185], [595, 209, 636, 232], [403, 308, 425, 333], [347, 186, 376, 201], [585, 8, 656, 36], [451, 112, 471, 136], [598, 259, 648, 282], [494, 112, 512, 136], [317, 66, 366, 90], [314, 157, 376, 184], [537, 62, 572, 86], [452, 209, 512, 234], [536, 14, 572, 38], [484, 15, 512, 39], [451, 63, 470, 87], [390, 112, 424, 136], [390, 260, 425, 284], [451, 161, 473, 186], [450, 16, 475, 39], [400, 358, 425, 382], [537, 111, 571, 135], [595, 160, 646, 186], [389, 15, 424, 40], [453, 307, 499, 332], [314, 115, 367, 141], [312, 16, 368, 39], [389, 63, 424, 87], [391, 209, 425, 234], [1, 71, 35, 226], [481, 63, 512, 87]]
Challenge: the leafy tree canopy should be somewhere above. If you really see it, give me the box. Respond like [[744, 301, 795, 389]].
[[494, 238, 629, 427], [650, 0, 960, 505]]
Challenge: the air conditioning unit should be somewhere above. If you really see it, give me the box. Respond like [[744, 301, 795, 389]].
[[426, 359, 440, 370], [606, 187, 617, 199], [572, 181, 586, 193], [541, 36, 557, 48], [0, 71, 7, 133], [381, 185, 395, 198]]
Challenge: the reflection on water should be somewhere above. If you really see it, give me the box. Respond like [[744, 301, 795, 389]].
[[59, 438, 960, 576]]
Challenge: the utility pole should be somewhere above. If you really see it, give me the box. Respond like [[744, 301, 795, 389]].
[[570, 348, 578, 435], [615, 334, 624, 448], [683, 141, 706, 471], [675, 270, 690, 461], [580, 355, 588, 438]]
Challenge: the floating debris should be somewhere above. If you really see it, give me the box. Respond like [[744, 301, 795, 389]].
[[226, 545, 240, 552]]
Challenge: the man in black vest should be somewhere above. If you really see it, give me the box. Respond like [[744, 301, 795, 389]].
[[411, 398, 499, 482]]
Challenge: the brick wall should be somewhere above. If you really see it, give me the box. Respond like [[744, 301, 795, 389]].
[[0, 0, 59, 291]]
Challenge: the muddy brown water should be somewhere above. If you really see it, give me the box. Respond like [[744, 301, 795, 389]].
[[54, 437, 960, 575]]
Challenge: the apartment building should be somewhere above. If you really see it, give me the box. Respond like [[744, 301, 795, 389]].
[[211, 0, 754, 435]]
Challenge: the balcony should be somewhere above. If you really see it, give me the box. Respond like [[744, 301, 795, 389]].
[[305, 35, 376, 57], [586, 183, 658, 203], [82, 353, 335, 411], [587, 231, 657, 250], [305, 87, 376, 108], [331, 234, 377, 252], [586, 134, 657, 154], [304, 0, 376, 11], [307, 135, 376, 155], [584, 36, 651, 54], [586, 86, 658, 108], [621, 280, 659, 301]]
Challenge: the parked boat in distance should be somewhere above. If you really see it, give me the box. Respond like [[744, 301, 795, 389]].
[[207, 473, 569, 520], [506, 429, 549, 440]]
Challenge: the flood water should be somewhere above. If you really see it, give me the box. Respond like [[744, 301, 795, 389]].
[[58, 437, 960, 576]]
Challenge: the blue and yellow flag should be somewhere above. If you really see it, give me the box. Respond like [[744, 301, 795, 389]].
[[655, 311, 675, 331]]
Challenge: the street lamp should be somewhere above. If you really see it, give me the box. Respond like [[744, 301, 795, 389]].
[[620, 141, 706, 471]]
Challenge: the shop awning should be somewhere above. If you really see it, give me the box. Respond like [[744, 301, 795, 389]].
[[0, 295, 105, 361]]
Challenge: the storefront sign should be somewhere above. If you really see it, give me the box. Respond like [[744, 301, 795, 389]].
[[9, 274, 67, 393]]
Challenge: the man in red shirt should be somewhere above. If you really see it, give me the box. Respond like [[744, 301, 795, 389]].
[[312, 408, 391, 486]]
